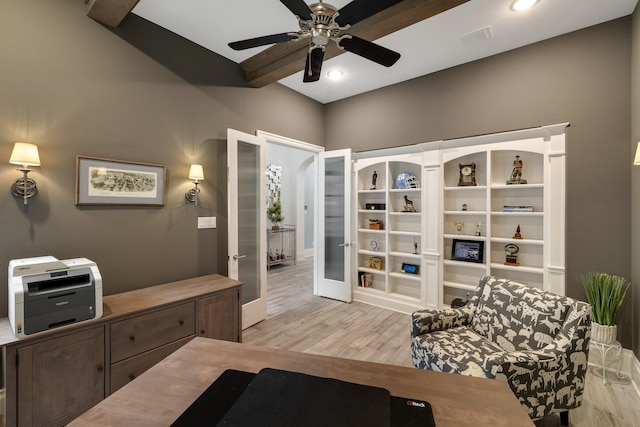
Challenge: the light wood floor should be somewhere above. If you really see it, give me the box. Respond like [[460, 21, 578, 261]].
[[244, 259, 640, 427]]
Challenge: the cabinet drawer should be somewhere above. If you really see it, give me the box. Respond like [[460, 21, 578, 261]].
[[110, 336, 193, 393], [111, 302, 195, 363]]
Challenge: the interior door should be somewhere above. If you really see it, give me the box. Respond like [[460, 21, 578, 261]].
[[227, 128, 267, 329], [316, 149, 352, 302]]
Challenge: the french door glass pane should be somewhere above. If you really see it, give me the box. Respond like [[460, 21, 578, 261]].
[[324, 157, 345, 282], [238, 141, 260, 303]]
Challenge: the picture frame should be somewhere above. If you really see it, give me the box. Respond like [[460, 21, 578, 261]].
[[367, 257, 383, 270], [451, 239, 484, 263], [401, 262, 419, 274], [76, 156, 166, 206]]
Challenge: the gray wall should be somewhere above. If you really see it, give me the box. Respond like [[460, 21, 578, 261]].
[[325, 18, 634, 350], [632, 5, 640, 359], [0, 0, 324, 316]]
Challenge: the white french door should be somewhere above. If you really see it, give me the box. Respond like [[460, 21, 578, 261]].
[[316, 149, 352, 302], [227, 128, 267, 329]]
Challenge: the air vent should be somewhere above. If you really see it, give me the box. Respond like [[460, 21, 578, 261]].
[[460, 26, 493, 45]]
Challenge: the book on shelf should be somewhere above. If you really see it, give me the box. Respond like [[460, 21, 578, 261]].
[[358, 271, 373, 288], [502, 205, 534, 212]]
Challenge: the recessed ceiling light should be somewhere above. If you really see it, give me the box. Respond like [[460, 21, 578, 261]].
[[327, 70, 344, 80], [511, 0, 538, 11]]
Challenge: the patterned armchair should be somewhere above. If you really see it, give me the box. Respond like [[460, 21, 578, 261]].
[[411, 276, 591, 422]]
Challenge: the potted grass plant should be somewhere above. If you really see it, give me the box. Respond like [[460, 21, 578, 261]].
[[580, 271, 630, 344], [267, 200, 284, 230]]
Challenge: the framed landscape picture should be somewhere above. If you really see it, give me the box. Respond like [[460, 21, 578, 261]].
[[451, 239, 484, 263], [76, 156, 166, 206]]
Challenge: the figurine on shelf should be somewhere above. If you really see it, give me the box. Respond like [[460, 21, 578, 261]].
[[513, 225, 523, 239], [462, 203, 468, 211], [403, 195, 417, 212], [475, 222, 482, 237], [507, 155, 528, 185], [413, 238, 419, 254], [454, 221, 464, 235], [371, 170, 378, 190]]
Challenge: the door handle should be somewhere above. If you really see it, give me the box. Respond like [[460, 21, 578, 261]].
[[338, 243, 350, 247], [233, 254, 246, 260]]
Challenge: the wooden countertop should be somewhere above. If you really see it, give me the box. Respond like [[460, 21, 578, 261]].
[[68, 338, 534, 427], [0, 274, 242, 347]]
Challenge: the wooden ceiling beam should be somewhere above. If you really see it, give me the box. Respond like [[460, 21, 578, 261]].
[[86, 0, 140, 28], [240, 0, 470, 88]]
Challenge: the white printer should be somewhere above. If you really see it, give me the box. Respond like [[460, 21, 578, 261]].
[[8, 256, 103, 338]]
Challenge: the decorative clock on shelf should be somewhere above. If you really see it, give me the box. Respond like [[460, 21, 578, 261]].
[[369, 239, 379, 251], [458, 163, 477, 187]]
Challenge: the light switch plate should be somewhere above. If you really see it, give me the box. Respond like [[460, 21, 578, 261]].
[[198, 217, 216, 229]]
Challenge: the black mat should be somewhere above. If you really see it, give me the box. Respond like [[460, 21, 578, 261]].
[[171, 368, 435, 427]]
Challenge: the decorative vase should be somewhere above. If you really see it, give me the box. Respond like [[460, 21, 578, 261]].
[[591, 322, 617, 344]]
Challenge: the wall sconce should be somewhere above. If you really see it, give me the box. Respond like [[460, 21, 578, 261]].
[[9, 142, 41, 205], [185, 164, 204, 205], [634, 142, 640, 165]]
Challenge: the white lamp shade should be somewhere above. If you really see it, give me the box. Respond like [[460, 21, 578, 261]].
[[634, 142, 640, 165], [10, 142, 40, 167], [188, 164, 204, 180]]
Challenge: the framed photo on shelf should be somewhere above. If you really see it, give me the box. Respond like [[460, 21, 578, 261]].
[[401, 263, 419, 274], [76, 156, 166, 206], [451, 239, 484, 263]]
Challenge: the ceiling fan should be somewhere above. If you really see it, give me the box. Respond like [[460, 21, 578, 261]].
[[228, 0, 403, 82]]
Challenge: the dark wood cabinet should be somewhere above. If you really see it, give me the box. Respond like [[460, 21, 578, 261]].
[[198, 289, 241, 342], [1, 274, 242, 427], [17, 327, 105, 427]]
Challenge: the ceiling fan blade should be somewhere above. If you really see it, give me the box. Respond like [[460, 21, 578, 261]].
[[303, 48, 324, 83], [280, 0, 314, 19], [229, 33, 299, 51], [338, 35, 400, 67], [336, 0, 403, 26]]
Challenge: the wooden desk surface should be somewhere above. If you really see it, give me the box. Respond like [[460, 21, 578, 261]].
[[69, 338, 533, 427]]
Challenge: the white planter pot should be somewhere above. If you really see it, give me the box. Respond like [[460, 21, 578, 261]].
[[591, 322, 617, 344]]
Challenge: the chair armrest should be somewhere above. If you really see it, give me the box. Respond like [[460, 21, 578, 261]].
[[550, 301, 592, 353], [483, 349, 563, 379], [410, 306, 474, 337]]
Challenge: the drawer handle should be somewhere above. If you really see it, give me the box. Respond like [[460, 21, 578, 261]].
[[97, 365, 104, 373], [129, 336, 135, 342], [200, 329, 205, 335], [179, 319, 184, 326]]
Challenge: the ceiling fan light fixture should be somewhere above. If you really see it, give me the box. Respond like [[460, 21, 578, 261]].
[[311, 28, 331, 46], [229, 0, 402, 83], [511, 0, 538, 12], [327, 70, 344, 79]]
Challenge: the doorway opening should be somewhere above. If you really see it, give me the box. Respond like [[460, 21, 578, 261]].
[[260, 131, 323, 313]]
